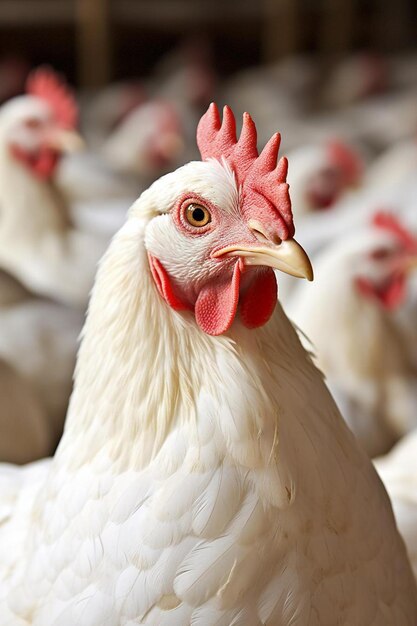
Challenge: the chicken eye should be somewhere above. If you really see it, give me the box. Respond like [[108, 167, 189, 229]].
[[370, 247, 393, 261], [185, 204, 211, 227], [24, 118, 43, 130]]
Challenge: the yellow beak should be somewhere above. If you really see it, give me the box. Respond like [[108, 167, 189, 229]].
[[48, 129, 85, 153], [213, 238, 314, 281]]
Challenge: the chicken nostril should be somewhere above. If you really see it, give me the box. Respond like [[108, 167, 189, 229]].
[[248, 219, 281, 245], [252, 228, 269, 243]]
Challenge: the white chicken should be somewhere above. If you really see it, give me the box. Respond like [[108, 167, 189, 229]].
[[0, 104, 416, 624], [288, 211, 417, 457], [374, 430, 417, 581], [297, 181, 417, 270], [321, 53, 388, 109], [101, 99, 187, 179], [0, 300, 83, 447], [80, 80, 147, 150], [346, 86, 417, 150], [0, 67, 105, 308], [0, 68, 106, 458], [287, 138, 363, 217], [275, 139, 363, 303], [365, 137, 417, 191]]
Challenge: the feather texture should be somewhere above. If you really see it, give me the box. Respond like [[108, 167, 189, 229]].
[[0, 158, 416, 625]]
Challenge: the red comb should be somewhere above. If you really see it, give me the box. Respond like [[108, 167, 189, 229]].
[[197, 103, 294, 239], [327, 139, 363, 185], [372, 211, 417, 253], [26, 67, 78, 129]]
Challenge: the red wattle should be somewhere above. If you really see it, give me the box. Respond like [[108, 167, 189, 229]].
[[355, 273, 406, 310], [240, 267, 277, 328], [148, 255, 278, 335], [32, 149, 60, 179], [10, 145, 60, 180], [195, 261, 241, 336]]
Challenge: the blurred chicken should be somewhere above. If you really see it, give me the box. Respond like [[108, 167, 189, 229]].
[[61, 80, 147, 205], [0, 68, 106, 457], [0, 300, 83, 446], [288, 212, 417, 457], [59, 99, 189, 207], [374, 430, 417, 580], [57, 150, 140, 205], [287, 173, 417, 271], [81, 40, 214, 152], [81, 80, 147, 150], [222, 56, 318, 150], [347, 87, 417, 150], [322, 53, 388, 109], [287, 139, 363, 217], [101, 99, 186, 178], [59, 99, 186, 237], [0, 358, 50, 464], [0, 67, 105, 308], [278, 85, 417, 155], [276, 139, 363, 302], [365, 137, 417, 190], [61, 43, 216, 208]]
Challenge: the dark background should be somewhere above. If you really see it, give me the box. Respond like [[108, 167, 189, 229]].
[[0, 0, 415, 88]]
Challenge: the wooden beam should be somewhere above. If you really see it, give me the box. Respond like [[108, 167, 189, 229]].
[[0, 0, 73, 26], [262, 0, 298, 63], [115, 0, 260, 26], [371, 0, 410, 51], [319, 0, 355, 57], [75, 0, 112, 88]]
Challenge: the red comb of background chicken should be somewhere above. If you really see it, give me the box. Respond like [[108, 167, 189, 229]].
[[197, 103, 294, 239], [26, 67, 78, 129], [373, 211, 417, 253], [327, 139, 363, 186]]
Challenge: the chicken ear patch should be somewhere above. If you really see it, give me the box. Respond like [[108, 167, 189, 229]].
[[195, 261, 241, 336], [240, 268, 277, 328], [148, 254, 189, 311]]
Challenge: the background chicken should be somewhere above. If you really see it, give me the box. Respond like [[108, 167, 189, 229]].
[[374, 430, 417, 582], [321, 52, 388, 109], [0, 301, 83, 448], [59, 44, 215, 209], [365, 136, 417, 191], [287, 138, 363, 217], [0, 67, 105, 307], [0, 104, 416, 624], [0, 68, 109, 461], [288, 211, 417, 457]]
